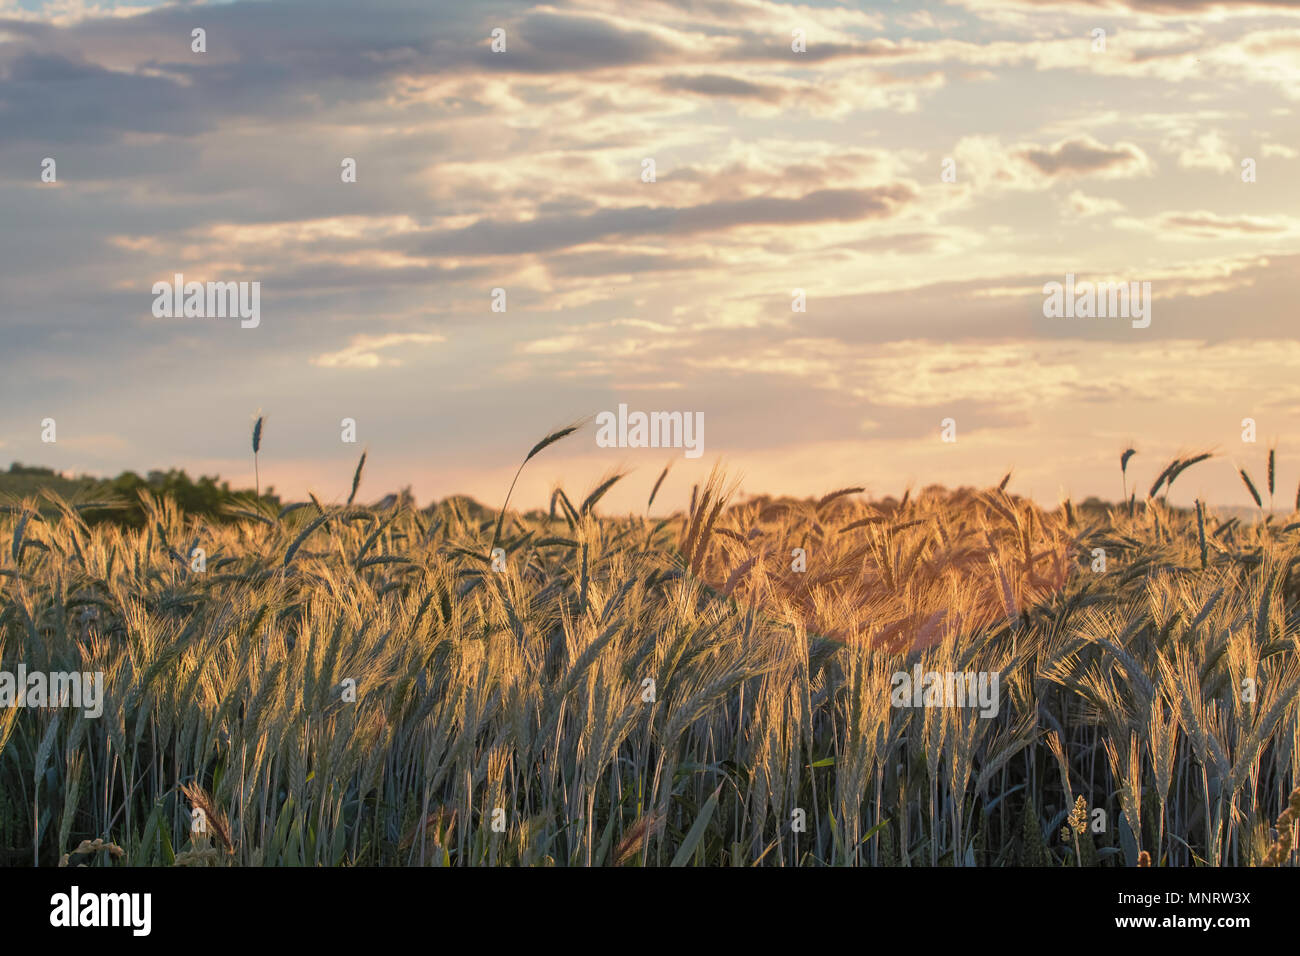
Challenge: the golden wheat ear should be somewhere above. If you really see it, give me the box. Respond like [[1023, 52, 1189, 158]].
[[613, 811, 664, 866], [1259, 786, 1300, 867], [180, 781, 236, 854]]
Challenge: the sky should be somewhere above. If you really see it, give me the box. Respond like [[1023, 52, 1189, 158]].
[[1, 0, 1298, 514]]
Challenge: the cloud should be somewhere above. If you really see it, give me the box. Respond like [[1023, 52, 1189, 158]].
[[311, 332, 445, 369], [950, 0, 1300, 16], [545, 250, 710, 277], [1061, 190, 1125, 218], [658, 72, 785, 102], [1165, 130, 1237, 173], [490, 9, 690, 73], [1157, 211, 1293, 238], [1016, 136, 1150, 178], [408, 185, 917, 257], [951, 134, 1152, 197], [520, 334, 586, 354]]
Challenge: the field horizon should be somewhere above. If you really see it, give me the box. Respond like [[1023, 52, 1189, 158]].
[[3, 450, 1293, 525], [2, 425, 1297, 869]]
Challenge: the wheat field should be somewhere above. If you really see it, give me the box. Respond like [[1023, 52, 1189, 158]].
[[1, 441, 1298, 867]]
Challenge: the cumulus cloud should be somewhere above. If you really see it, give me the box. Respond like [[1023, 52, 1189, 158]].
[[1016, 136, 1151, 178], [952, 134, 1152, 194]]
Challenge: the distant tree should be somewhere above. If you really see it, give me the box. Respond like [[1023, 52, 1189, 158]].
[[8, 462, 58, 477], [83, 469, 279, 528]]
